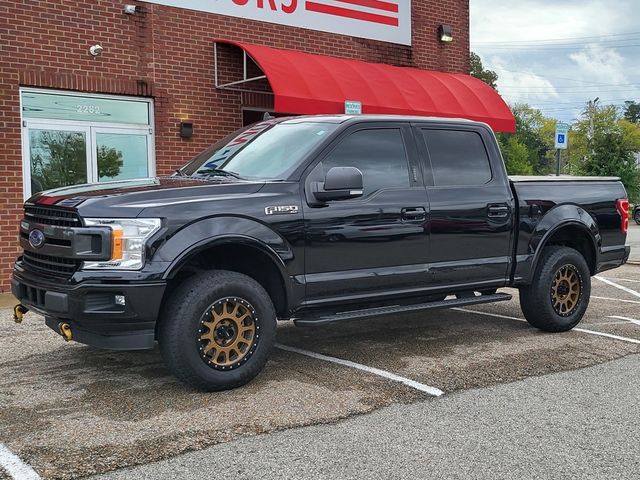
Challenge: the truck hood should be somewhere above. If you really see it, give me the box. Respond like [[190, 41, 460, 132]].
[[29, 177, 266, 217]]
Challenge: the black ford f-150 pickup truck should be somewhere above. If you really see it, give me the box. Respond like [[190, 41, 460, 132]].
[[12, 115, 631, 391]]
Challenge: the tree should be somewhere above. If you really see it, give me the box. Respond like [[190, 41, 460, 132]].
[[495, 104, 557, 176], [623, 101, 640, 124], [30, 131, 123, 193], [470, 52, 498, 90], [568, 102, 640, 202], [498, 135, 533, 175], [97, 145, 125, 180]]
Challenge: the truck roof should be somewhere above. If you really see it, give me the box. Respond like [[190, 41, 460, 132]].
[[276, 114, 482, 127]]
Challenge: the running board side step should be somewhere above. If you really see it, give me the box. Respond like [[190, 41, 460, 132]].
[[294, 293, 512, 326]]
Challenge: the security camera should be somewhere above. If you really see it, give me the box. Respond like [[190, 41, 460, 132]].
[[89, 44, 104, 56], [123, 4, 137, 14]]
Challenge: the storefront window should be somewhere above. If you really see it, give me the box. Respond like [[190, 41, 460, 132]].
[[29, 129, 88, 194], [21, 90, 154, 198]]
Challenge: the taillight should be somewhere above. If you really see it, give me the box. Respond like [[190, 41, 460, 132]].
[[616, 199, 629, 234]]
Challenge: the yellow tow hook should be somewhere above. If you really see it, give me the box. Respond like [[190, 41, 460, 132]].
[[13, 304, 29, 323], [58, 322, 73, 342]]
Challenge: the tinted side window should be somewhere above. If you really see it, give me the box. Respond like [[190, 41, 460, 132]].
[[422, 129, 492, 186], [322, 129, 410, 196]]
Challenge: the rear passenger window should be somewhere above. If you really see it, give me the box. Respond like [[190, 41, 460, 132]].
[[322, 129, 410, 196], [422, 130, 492, 186]]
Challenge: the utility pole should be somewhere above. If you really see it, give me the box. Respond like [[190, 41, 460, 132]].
[[588, 96, 600, 146]]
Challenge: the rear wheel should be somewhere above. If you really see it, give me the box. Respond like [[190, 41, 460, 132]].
[[158, 270, 277, 391], [519, 246, 591, 332], [634, 208, 640, 225]]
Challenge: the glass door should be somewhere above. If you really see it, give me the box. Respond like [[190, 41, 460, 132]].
[[92, 127, 153, 183], [24, 124, 91, 196], [23, 123, 154, 198]]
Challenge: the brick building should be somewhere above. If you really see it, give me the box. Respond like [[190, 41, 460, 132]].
[[0, 0, 479, 291]]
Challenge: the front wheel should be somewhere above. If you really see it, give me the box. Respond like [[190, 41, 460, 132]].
[[158, 270, 277, 391], [519, 246, 591, 332], [634, 208, 640, 225]]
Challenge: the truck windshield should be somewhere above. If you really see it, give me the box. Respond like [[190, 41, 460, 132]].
[[179, 121, 338, 180]]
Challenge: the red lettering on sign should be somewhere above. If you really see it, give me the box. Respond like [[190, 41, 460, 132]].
[[257, 0, 277, 10], [232, 0, 298, 13], [281, 0, 297, 13]]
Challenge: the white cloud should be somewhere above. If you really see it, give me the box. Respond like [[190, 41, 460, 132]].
[[470, 0, 640, 121], [489, 57, 560, 104], [569, 44, 628, 85], [470, 0, 623, 44]]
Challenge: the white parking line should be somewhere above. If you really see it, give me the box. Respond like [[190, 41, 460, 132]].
[[0, 444, 41, 480], [609, 316, 640, 327], [455, 308, 640, 345], [275, 343, 444, 397], [600, 277, 640, 284], [592, 296, 640, 305], [595, 276, 640, 299]]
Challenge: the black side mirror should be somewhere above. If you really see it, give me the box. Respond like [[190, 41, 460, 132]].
[[312, 167, 364, 202]]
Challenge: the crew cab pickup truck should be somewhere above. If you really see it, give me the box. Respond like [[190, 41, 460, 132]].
[[12, 115, 631, 391]]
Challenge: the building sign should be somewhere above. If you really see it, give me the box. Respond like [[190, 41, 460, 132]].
[[344, 100, 362, 114], [142, 0, 412, 45]]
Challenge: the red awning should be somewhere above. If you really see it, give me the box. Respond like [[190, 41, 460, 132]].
[[216, 40, 516, 133]]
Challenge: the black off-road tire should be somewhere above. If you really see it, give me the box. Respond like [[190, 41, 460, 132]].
[[634, 208, 640, 225], [158, 270, 277, 391], [519, 246, 591, 332]]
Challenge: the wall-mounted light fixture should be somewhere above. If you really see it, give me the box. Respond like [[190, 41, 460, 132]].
[[180, 121, 194, 138], [123, 4, 138, 14], [89, 44, 104, 57], [438, 24, 453, 43]]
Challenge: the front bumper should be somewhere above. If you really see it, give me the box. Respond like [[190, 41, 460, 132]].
[[12, 267, 166, 350]]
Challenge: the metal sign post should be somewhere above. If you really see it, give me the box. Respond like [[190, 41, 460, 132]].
[[554, 122, 570, 176]]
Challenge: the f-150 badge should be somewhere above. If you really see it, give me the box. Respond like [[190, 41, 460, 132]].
[[265, 205, 299, 215]]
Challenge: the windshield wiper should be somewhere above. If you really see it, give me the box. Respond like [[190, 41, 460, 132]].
[[174, 168, 185, 176], [194, 168, 244, 179]]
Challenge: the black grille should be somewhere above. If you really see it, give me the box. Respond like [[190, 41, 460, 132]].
[[24, 206, 80, 227], [22, 251, 81, 276]]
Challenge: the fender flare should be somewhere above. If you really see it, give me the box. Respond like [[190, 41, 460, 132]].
[[528, 204, 600, 277], [154, 216, 294, 296]]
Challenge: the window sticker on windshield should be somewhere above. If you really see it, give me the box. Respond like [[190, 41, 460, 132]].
[[316, 130, 327, 136]]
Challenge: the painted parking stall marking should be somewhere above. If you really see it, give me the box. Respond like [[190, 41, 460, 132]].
[[595, 276, 640, 299], [608, 316, 640, 327], [592, 296, 640, 305], [0, 444, 41, 480], [275, 343, 444, 396], [454, 308, 640, 345]]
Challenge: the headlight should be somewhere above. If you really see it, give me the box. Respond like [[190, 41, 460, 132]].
[[82, 218, 162, 270]]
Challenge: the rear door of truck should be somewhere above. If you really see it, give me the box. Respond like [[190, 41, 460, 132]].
[[413, 123, 515, 289]]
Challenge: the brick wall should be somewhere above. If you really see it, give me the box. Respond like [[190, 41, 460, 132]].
[[0, 0, 469, 291]]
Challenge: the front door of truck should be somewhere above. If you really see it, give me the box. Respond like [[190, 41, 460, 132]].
[[302, 123, 430, 306], [415, 125, 514, 289]]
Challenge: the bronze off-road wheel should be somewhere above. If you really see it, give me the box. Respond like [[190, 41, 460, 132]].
[[159, 270, 276, 391], [519, 246, 591, 332]]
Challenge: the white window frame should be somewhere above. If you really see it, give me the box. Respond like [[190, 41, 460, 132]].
[[20, 88, 156, 200]]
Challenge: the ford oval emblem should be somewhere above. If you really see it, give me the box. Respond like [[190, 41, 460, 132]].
[[28, 229, 46, 249]]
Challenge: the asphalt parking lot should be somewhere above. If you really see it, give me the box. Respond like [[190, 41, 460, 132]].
[[0, 262, 638, 480]]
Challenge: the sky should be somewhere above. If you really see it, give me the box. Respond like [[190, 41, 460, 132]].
[[470, 0, 640, 123]]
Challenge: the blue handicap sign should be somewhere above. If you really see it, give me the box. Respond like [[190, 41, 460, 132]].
[[557, 134, 565, 144]]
